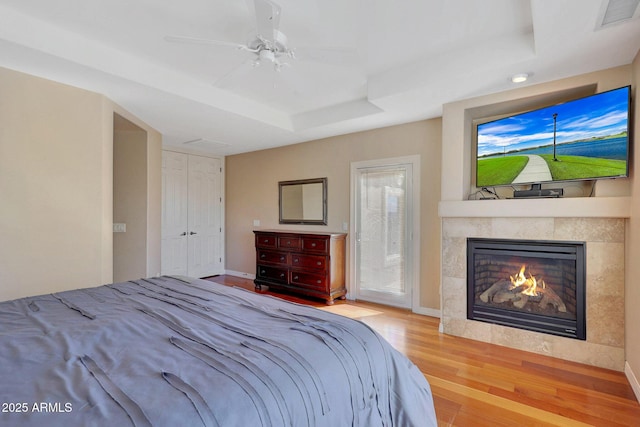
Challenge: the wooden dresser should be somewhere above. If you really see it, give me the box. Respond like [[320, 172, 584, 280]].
[[254, 230, 347, 304]]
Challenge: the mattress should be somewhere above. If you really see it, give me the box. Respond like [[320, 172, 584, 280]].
[[0, 276, 436, 426]]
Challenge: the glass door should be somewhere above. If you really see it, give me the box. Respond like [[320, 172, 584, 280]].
[[353, 161, 414, 308]]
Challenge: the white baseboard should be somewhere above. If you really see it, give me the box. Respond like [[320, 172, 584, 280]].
[[625, 361, 640, 403], [225, 270, 256, 280]]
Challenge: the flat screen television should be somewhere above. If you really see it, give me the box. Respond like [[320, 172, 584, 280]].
[[475, 85, 631, 189]]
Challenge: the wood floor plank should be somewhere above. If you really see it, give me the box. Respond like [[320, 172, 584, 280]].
[[522, 360, 639, 398], [427, 375, 594, 427], [205, 275, 640, 427]]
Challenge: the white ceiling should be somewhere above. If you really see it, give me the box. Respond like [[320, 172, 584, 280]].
[[0, 0, 639, 156]]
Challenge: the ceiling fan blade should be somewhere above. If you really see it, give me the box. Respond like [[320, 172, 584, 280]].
[[213, 58, 255, 88], [254, 0, 281, 41], [164, 35, 245, 49]]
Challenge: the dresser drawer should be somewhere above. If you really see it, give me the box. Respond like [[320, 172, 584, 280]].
[[257, 250, 288, 266], [256, 234, 277, 249], [290, 271, 328, 291], [291, 254, 327, 271], [278, 236, 301, 250], [301, 237, 329, 254], [256, 265, 288, 283]]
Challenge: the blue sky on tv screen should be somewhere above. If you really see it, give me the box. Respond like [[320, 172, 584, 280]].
[[477, 87, 629, 157]]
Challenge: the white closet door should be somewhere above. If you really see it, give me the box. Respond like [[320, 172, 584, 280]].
[[161, 152, 224, 278], [187, 155, 223, 278], [161, 151, 189, 276]]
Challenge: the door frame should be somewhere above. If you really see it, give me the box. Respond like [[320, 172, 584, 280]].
[[349, 155, 421, 310]]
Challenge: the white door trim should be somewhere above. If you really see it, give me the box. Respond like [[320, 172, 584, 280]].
[[349, 155, 421, 311]]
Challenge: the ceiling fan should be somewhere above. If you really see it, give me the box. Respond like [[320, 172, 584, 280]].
[[165, 0, 355, 88]]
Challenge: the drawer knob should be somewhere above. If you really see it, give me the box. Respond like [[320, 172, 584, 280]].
[[311, 243, 316, 247], [293, 275, 298, 280], [260, 270, 265, 274], [260, 254, 265, 258], [280, 256, 285, 261], [293, 258, 299, 263], [317, 261, 322, 265], [280, 273, 285, 278], [316, 280, 321, 284]]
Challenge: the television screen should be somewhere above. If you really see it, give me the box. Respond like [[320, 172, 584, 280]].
[[476, 86, 631, 188]]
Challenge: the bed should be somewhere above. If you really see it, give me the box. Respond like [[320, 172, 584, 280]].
[[0, 276, 436, 426]]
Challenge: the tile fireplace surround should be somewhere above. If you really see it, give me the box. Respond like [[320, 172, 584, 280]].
[[439, 197, 628, 370]]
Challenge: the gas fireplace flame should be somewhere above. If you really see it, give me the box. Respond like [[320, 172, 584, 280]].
[[509, 265, 545, 296]]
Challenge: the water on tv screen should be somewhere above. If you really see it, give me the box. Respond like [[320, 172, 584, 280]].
[[476, 86, 630, 188]]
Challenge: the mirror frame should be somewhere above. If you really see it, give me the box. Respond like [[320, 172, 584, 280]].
[[279, 177, 328, 225]]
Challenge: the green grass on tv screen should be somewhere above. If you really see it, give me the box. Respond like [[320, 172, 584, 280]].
[[477, 155, 627, 187], [476, 156, 528, 187]]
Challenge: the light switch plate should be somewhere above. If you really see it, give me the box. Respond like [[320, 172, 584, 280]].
[[113, 223, 126, 233]]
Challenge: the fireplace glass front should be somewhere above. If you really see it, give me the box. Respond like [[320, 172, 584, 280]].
[[467, 238, 586, 340]]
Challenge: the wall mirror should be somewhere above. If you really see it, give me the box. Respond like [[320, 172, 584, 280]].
[[279, 178, 327, 225]]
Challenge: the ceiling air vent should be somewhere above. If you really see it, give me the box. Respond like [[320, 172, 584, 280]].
[[599, 0, 640, 27], [182, 138, 229, 148]]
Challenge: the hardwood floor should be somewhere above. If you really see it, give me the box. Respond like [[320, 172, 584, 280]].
[[206, 275, 640, 427]]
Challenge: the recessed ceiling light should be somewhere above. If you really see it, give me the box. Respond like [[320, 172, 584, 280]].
[[511, 73, 529, 83]]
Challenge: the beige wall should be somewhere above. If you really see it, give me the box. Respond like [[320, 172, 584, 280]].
[[226, 119, 442, 310], [144, 119, 162, 278], [0, 67, 161, 301], [111, 106, 162, 280], [0, 67, 111, 300], [626, 50, 640, 396], [113, 114, 148, 282]]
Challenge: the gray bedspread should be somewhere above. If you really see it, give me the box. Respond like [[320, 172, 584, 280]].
[[0, 276, 436, 426]]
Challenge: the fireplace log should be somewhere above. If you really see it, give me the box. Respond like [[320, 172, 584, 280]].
[[479, 280, 512, 303], [512, 294, 529, 309], [539, 286, 567, 313], [493, 290, 520, 304], [479, 280, 567, 313]]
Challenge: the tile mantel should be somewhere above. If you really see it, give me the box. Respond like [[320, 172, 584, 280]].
[[439, 196, 631, 219]]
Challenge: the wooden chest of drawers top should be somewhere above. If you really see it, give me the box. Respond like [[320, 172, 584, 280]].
[[254, 231, 345, 254]]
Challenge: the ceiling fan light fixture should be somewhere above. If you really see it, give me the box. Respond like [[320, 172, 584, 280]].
[[511, 73, 529, 83], [259, 49, 276, 63]]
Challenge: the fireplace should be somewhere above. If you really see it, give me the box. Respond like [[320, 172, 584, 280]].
[[467, 238, 586, 340]]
